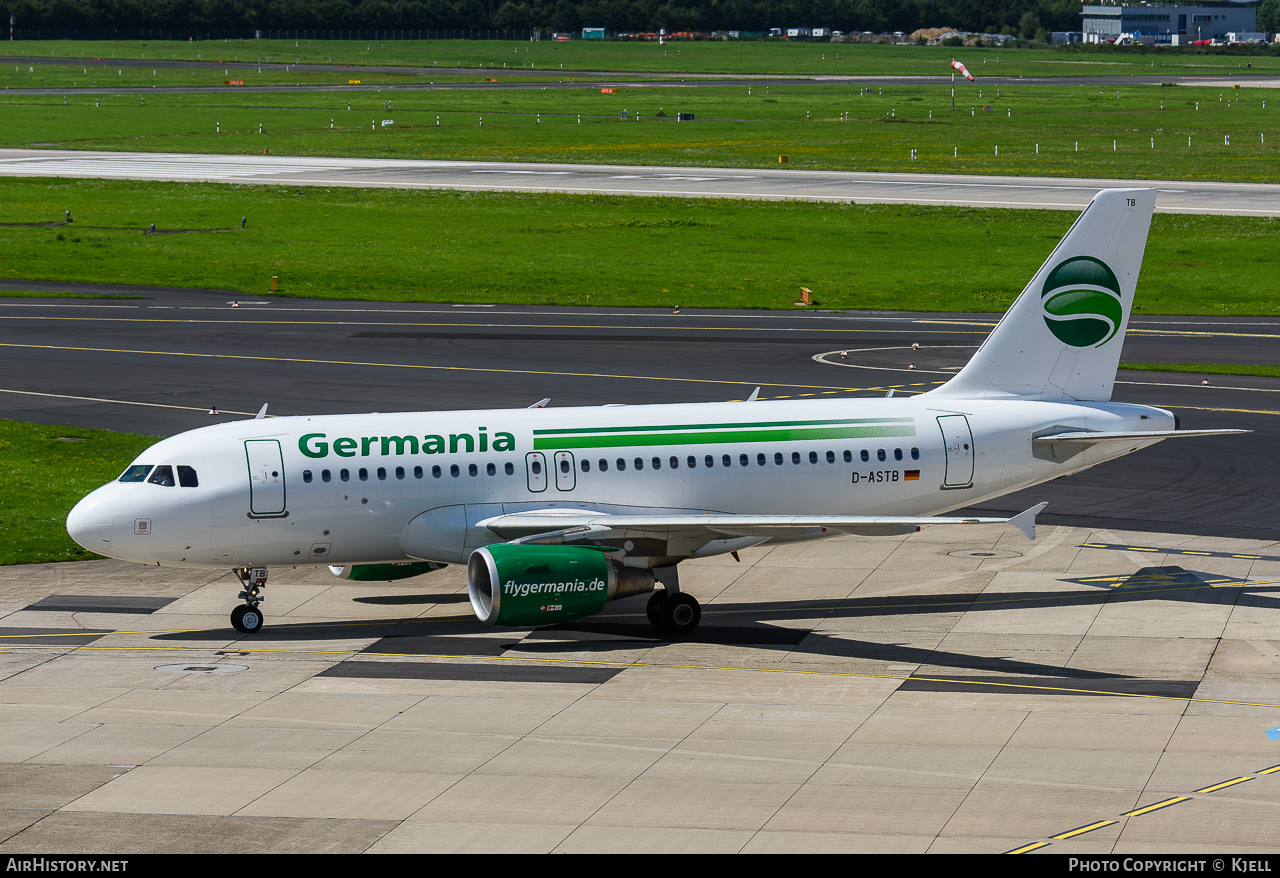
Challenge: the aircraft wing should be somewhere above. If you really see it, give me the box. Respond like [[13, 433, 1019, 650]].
[[476, 502, 1048, 543], [1034, 429, 1247, 446]]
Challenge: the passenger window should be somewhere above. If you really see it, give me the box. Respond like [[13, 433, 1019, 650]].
[[705, 455, 714, 468], [303, 470, 313, 484], [581, 459, 591, 472], [531, 460, 542, 475], [599, 458, 609, 472], [894, 448, 903, 461], [322, 469, 332, 483], [450, 464, 460, 477], [634, 457, 644, 470], [911, 447, 920, 460], [877, 449, 886, 462], [340, 469, 350, 482], [396, 466, 406, 480], [468, 464, 478, 477], [118, 464, 152, 483], [843, 450, 852, 463], [826, 451, 835, 464], [559, 459, 570, 474], [487, 462, 496, 476], [774, 452, 783, 465], [757, 453, 766, 466], [504, 462, 514, 475], [687, 456, 697, 469], [147, 465, 175, 487], [359, 468, 369, 481], [652, 457, 662, 470], [809, 451, 818, 464], [377, 467, 387, 480], [616, 458, 627, 471], [791, 452, 801, 465], [723, 455, 732, 467], [177, 466, 199, 487], [860, 450, 869, 463], [740, 454, 749, 467], [414, 466, 423, 479], [670, 456, 679, 469], [432, 465, 442, 478]]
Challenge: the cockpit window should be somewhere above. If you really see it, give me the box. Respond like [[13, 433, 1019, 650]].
[[177, 466, 199, 488], [147, 465, 176, 487], [119, 465, 153, 483]]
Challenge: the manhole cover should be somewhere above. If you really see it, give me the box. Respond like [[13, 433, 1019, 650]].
[[947, 550, 1023, 559], [155, 663, 248, 674]]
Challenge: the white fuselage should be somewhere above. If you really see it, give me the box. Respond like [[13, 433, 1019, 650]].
[[67, 396, 1174, 570]]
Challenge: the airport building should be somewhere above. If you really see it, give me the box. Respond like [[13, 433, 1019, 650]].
[[1081, 2, 1259, 43]]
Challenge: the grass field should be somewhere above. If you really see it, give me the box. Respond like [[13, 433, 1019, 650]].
[[1, 82, 1277, 182], [0, 419, 157, 566], [6, 38, 1280, 78], [1119, 363, 1280, 376], [1, 177, 1276, 314]]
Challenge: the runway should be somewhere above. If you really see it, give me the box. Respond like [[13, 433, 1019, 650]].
[[2, 148, 1279, 215], [2, 287, 1277, 539]]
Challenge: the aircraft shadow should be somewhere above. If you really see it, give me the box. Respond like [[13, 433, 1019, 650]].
[[141, 571, 1277, 678]]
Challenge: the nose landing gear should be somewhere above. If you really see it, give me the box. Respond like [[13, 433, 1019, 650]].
[[231, 566, 267, 634]]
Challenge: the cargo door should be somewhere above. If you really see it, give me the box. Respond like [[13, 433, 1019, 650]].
[[245, 439, 287, 516], [937, 415, 975, 489]]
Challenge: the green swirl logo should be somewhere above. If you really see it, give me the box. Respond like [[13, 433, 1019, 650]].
[[1041, 256, 1123, 348]]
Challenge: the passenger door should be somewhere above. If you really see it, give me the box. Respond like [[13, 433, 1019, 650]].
[[245, 439, 287, 516], [937, 415, 975, 489]]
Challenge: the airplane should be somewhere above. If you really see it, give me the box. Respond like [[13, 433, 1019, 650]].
[[66, 188, 1243, 637]]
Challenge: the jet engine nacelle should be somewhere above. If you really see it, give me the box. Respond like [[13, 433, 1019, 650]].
[[467, 544, 656, 627]]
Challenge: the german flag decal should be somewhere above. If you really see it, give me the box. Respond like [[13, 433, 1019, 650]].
[[904, 470, 920, 481]]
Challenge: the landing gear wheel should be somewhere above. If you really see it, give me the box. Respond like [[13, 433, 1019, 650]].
[[658, 592, 701, 637], [231, 604, 264, 634], [646, 590, 668, 627]]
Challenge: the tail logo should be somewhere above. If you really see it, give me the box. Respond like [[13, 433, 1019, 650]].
[[1041, 256, 1124, 348]]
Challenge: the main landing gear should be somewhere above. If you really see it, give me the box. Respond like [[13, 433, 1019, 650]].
[[645, 565, 701, 638], [231, 566, 267, 634]]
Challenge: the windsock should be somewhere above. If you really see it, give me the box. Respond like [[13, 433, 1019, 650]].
[[951, 60, 974, 81]]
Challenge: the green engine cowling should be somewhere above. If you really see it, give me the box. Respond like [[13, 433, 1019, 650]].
[[329, 561, 448, 582], [467, 544, 656, 627]]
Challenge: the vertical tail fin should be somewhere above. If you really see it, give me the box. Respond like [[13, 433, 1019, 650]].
[[929, 188, 1156, 402]]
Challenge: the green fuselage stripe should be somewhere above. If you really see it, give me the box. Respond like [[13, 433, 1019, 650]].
[[534, 418, 913, 437], [533, 424, 917, 451]]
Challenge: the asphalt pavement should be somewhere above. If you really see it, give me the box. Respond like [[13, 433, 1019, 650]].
[[2, 286, 1276, 539]]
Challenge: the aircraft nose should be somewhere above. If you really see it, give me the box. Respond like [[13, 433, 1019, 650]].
[[67, 492, 113, 553]]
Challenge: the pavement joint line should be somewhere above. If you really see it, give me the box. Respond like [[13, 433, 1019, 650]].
[[7, 642, 1280, 709], [0, 342, 860, 391]]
